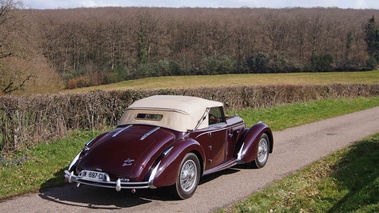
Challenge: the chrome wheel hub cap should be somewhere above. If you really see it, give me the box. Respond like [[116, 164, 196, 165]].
[[257, 138, 268, 163], [180, 160, 197, 192]]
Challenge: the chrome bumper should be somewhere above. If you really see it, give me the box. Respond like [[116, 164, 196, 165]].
[[64, 170, 152, 191]]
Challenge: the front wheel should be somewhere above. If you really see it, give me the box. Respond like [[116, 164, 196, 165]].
[[172, 153, 200, 199], [252, 133, 270, 168]]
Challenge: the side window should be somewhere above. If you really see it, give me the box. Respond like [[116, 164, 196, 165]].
[[209, 107, 226, 125]]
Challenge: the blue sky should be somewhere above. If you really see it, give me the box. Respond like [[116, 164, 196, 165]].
[[21, 0, 379, 10]]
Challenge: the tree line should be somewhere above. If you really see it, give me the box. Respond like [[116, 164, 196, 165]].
[[0, 0, 63, 95], [3, 3, 379, 92]]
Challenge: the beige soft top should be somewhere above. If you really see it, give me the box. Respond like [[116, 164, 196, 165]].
[[118, 95, 223, 132]]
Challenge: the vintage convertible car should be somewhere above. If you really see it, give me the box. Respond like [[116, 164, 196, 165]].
[[64, 95, 273, 199]]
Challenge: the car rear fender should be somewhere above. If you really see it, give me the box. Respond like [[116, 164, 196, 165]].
[[149, 138, 205, 188], [237, 122, 273, 163], [67, 132, 109, 172]]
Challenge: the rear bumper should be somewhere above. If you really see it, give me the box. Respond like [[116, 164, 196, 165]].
[[64, 170, 153, 191]]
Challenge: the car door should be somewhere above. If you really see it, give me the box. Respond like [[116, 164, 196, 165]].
[[194, 107, 229, 170]]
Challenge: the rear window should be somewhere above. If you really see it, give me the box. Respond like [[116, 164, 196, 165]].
[[135, 113, 163, 121]]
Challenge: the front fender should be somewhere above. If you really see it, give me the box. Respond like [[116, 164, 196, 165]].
[[150, 138, 205, 188], [238, 122, 273, 163]]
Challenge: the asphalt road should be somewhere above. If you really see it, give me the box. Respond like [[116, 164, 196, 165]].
[[1, 106, 379, 213]]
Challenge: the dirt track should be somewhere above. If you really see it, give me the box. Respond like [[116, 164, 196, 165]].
[[1, 106, 379, 213]]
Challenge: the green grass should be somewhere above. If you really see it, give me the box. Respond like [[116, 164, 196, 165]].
[[228, 96, 379, 130], [219, 133, 379, 212], [65, 71, 379, 93], [1, 96, 379, 202], [0, 131, 100, 200]]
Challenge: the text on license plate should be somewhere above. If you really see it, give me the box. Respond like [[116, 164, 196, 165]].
[[80, 170, 108, 181]]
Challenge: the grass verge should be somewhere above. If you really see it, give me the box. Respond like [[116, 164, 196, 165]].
[[1, 96, 379, 201], [219, 133, 379, 212], [0, 131, 100, 200]]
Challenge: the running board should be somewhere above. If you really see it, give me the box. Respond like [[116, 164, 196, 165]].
[[203, 159, 238, 176]]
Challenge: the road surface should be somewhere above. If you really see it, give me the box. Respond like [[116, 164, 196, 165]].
[[1, 106, 379, 212]]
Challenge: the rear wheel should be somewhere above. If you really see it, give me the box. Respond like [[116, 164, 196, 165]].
[[173, 153, 200, 199], [252, 133, 270, 168]]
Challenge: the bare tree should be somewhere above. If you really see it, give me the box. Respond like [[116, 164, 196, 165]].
[[22, 7, 379, 86], [0, 0, 35, 95]]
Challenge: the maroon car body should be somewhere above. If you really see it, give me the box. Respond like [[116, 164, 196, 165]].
[[64, 95, 273, 199]]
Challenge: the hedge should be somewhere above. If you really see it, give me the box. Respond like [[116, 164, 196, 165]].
[[1, 84, 379, 152]]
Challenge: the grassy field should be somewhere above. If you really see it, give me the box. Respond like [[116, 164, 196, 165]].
[[1, 96, 379, 202], [65, 71, 379, 92], [227, 97, 379, 130]]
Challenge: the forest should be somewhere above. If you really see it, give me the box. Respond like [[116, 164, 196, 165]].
[[2, 0, 379, 93]]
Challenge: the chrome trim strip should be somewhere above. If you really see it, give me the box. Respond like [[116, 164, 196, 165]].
[[148, 161, 161, 189], [112, 125, 132, 138], [85, 138, 95, 147], [163, 146, 174, 156], [68, 151, 82, 171], [140, 127, 160, 141], [237, 142, 245, 161]]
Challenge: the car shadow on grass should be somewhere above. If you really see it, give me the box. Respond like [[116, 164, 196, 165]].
[[326, 138, 379, 212], [38, 166, 241, 209]]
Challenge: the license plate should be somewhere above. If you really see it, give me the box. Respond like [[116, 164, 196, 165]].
[[79, 170, 108, 181]]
